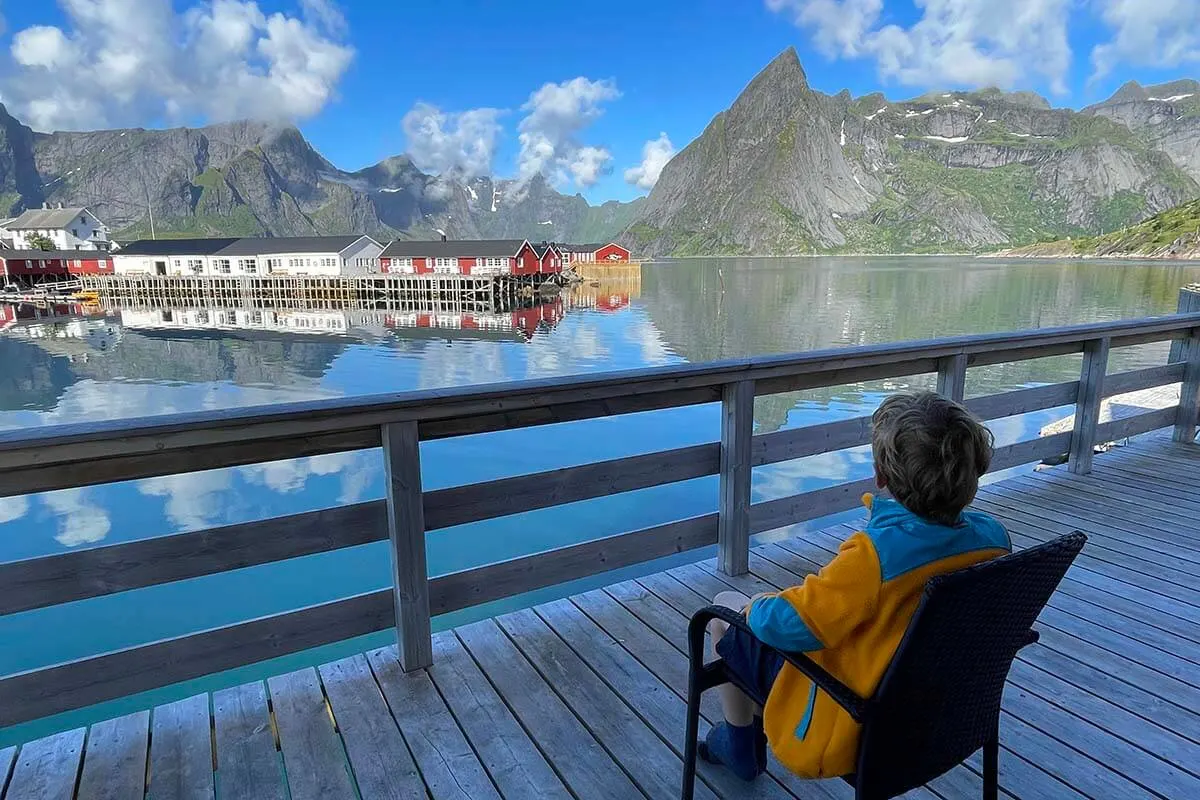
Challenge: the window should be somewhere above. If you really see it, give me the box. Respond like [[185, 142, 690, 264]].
[[239, 258, 257, 274], [80, 216, 87, 225], [73, 229, 79, 238], [38, 260, 46, 270], [249, 310, 263, 326], [213, 258, 231, 274], [188, 259, 203, 273], [433, 257, 459, 273]]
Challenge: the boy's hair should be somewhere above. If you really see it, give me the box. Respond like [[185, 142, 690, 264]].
[[871, 391, 994, 526]]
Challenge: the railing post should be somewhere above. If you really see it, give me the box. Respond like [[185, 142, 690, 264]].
[[936, 353, 968, 403], [1169, 285, 1199, 364], [382, 421, 432, 671], [1175, 327, 1200, 444], [1069, 338, 1110, 474], [718, 380, 754, 576]]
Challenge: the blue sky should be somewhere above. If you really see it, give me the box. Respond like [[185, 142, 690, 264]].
[[2, 0, 1199, 203]]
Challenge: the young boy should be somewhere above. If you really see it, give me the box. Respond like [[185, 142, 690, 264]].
[[702, 391, 1010, 781]]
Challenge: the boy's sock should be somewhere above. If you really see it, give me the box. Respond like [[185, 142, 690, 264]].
[[698, 719, 766, 781]]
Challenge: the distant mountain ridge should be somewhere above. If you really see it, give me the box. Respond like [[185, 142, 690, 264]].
[[624, 49, 1200, 256], [0, 105, 643, 246], [4, 51, 1199, 256]]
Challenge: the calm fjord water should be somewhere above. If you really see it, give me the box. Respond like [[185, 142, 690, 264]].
[[2, 256, 1198, 742]]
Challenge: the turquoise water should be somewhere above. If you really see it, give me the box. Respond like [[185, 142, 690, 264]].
[[2, 256, 1198, 745]]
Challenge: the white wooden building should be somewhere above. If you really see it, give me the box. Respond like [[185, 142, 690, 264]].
[[3, 205, 111, 251], [112, 236, 383, 277]]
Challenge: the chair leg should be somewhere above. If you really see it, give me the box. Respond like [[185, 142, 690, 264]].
[[681, 665, 703, 800], [982, 727, 999, 800]]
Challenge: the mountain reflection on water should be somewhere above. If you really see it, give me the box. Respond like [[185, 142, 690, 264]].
[[1, 256, 1198, 745]]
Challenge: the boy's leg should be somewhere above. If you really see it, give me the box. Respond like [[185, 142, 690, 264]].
[[708, 591, 756, 726]]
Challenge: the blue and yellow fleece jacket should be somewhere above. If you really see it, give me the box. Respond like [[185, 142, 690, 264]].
[[747, 494, 1011, 778]]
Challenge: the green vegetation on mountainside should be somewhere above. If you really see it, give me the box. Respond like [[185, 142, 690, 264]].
[[996, 198, 1200, 258]]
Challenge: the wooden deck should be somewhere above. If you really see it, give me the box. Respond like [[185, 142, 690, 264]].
[[3, 432, 1199, 800]]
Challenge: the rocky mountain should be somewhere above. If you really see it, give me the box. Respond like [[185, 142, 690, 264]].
[[0, 104, 637, 245], [625, 49, 1200, 256], [990, 197, 1200, 259]]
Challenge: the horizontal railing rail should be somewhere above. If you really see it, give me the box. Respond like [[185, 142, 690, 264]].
[[1, 311, 1198, 728]]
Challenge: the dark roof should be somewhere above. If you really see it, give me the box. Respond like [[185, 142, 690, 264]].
[[1, 249, 110, 260], [112, 236, 376, 258], [560, 243, 611, 252], [215, 236, 371, 256], [7, 207, 90, 229], [381, 239, 529, 258], [115, 238, 241, 257]]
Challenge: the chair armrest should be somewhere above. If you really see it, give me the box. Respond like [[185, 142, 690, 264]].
[[688, 605, 871, 724], [1022, 629, 1040, 649]]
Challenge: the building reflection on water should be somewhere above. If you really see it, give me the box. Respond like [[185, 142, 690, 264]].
[[0, 268, 646, 360]]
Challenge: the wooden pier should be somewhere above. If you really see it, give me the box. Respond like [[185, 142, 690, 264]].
[[79, 273, 556, 312], [0, 311, 1198, 798]]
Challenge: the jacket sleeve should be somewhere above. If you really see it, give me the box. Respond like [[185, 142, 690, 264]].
[[746, 532, 882, 652]]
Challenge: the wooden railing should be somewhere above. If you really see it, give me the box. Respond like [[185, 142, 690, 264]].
[[1, 312, 1199, 727]]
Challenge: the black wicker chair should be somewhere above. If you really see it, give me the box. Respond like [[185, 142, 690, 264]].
[[681, 532, 1086, 800]]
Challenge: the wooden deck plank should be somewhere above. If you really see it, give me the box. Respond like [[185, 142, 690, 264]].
[[497, 608, 720, 800], [979, 487, 1200, 552], [1034, 464, 1200, 517], [1000, 681, 1200, 798], [576, 585, 855, 800], [149, 694, 214, 800], [1094, 454, 1200, 488], [534, 597, 798, 800], [317, 654, 425, 800], [81, 716, 150, 800], [213, 682, 286, 800], [978, 490, 1200, 569], [0, 747, 16, 798], [1005, 472, 1200, 532], [427, 631, 570, 799], [3, 728, 85, 800], [1019, 470, 1200, 530], [77, 711, 150, 800], [366, 645, 500, 800], [455, 619, 641, 800], [997, 710, 1156, 799], [266, 668, 356, 800], [1007, 658, 1200, 772]]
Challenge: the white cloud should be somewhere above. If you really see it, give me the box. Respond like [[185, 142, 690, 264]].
[[624, 132, 675, 191], [4, 0, 354, 131], [766, 0, 1073, 94], [1091, 0, 1200, 80], [402, 102, 504, 181], [567, 145, 613, 188], [239, 451, 358, 494], [12, 25, 74, 69], [516, 77, 620, 190], [139, 471, 233, 532], [43, 487, 111, 547], [0, 495, 29, 524]]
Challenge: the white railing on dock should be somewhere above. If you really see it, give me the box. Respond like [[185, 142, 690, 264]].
[[1, 311, 1198, 727]]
